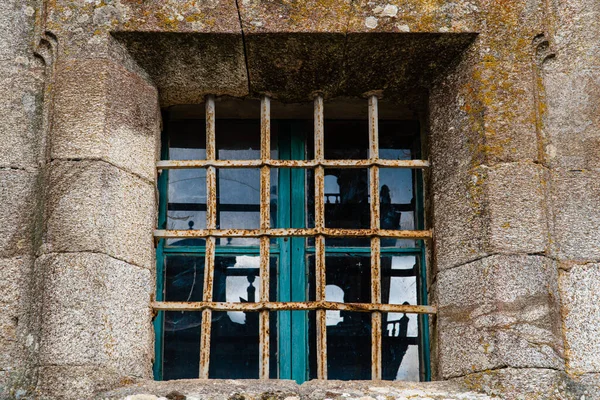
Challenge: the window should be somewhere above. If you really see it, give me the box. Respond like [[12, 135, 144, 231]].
[[153, 96, 434, 383]]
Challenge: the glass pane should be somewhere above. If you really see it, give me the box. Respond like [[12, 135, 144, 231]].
[[327, 311, 371, 380], [324, 244, 371, 305], [324, 120, 368, 160], [216, 120, 261, 160], [168, 119, 206, 160], [162, 311, 202, 380], [378, 120, 420, 160], [380, 167, 417, 248], [381, 255, 420, 381], [217, 168, 260, 233], [382, 334, 420, 381], [324, 168, 370, 229], [164, 254, 205, 302], [167, 169, 207, 246], [162, 254, 205, 380], [209, 311, 259, 379]]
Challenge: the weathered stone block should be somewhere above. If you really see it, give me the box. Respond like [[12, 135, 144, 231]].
[[559, 263, 600, 375], [112, 32, 248, 106], [551, 6, 600, 67], [0, 62, 44, 170], [543, 68, 600, 170], [43, 160, 155, 269], [437, 255, 563, 378], [433, 162, 548, 271], [550, 169, 600, 262], [347, 0, 479, 33], [0, 0, 36, 60], [430, 44, 485, 185], [459, 368, 573, 400], [478, 62, 539, 164], [0, 170, 37, 258], [36, 364, 123, 400], [51, 59, 160, 181], [101, 379, 302, 400], [239, 0, 351, 33], [487, 162, 548, 254], [37, 252, 153, 378], [432, 165, 488, 271]]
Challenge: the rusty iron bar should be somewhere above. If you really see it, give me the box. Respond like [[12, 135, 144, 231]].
[[152, 300, 437, 314], [155, 228, 433, 239], [259, 96, 271, 379], [199, 96, 217, 379], [314, 95, 327, 380], [259, 236, 270, 378], [205, 95, 216, 161], [368, 95, 382, 380], [156, 159, 429, 169]]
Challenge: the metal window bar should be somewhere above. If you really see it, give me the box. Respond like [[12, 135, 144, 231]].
[[199, 95, 217, 379], [155, 94, 434, 381], [314, 95, 327, 380], [259, 96, 271, 379], [368, 95, 382, 380]]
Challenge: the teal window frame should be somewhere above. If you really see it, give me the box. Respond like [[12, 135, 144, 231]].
[[153, 108, 431, 383]]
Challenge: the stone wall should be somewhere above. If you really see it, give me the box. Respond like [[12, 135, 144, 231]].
[[0, 0, 598, 399]]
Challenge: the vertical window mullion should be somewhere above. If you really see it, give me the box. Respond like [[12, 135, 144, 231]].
[[199, 95, 216, 379], [368, 95, 382, 380]]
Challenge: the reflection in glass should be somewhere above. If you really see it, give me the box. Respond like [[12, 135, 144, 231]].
[[168, 119, 206, 160], [162, 255, 206, 380], [324, 168, 370, 229], [217, 168, 260, 233], [324, 244, 371, 305], [327, 311, 371, 380], [216, 120, 261, 160], [381, 255, 420, 381], [167, 169, 207, 246]]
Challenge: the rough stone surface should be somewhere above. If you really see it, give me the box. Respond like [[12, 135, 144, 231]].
[[51, 59, 160, 182], [112, 32, 248, 106], [100, 379, 496, 400], [437, 255, 563, 378], [559, 263, 600, 375], [347, 0, 479, 33], [2, 0, 600, 398], [0, 257, 31, 392], [42, 160, 156, 269], [550, 169, 600, 262], [0, 170, 37, 258], [543, 67, 600, 171], [0, 0, 37, 61], [37, 252, 153, 377], [0, 62, 45, 170], [486, 162, 548, 254]]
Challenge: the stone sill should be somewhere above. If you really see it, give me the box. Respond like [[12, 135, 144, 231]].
[[99, 379, 493, 400]]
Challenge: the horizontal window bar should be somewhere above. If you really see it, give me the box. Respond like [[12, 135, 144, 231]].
[[305, 246, 423, 254], [157, 159, 429, 169], [152, 301, 436, 314], [168, 203, 260, 212], [155, 228, 432, 240], [162, 246, 280, 255]]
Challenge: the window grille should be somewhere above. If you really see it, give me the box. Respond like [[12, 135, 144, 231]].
[[153, 95, 436, 381]]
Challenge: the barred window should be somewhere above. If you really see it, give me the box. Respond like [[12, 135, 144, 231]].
[[153, 95, 435, 382]]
